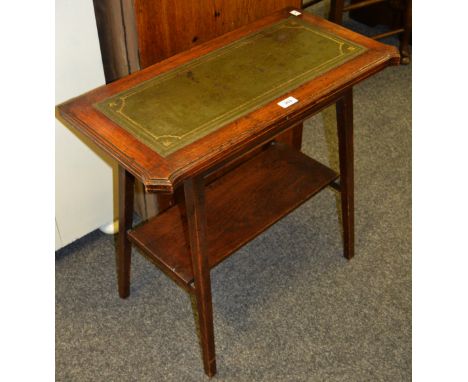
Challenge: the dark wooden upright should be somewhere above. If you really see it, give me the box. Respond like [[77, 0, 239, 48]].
[[56, 9, 399, 377], [184, 176, 216, 376]]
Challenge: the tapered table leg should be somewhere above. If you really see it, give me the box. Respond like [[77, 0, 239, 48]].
[[157, 193, 175, 214], [274, 122, 303, 151], [336, 90, 354, 260], [329, 0, 345, 24], [292, 123, 304, 151], [117, 165, 135, 298], [184, 176, 217, 377]]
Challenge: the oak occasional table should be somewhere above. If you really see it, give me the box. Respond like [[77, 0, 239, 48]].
[[56, 8, 398, 378]]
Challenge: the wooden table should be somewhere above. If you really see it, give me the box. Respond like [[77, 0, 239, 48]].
[[56, 8, 398, 377]]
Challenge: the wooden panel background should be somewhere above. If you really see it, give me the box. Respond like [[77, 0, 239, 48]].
[[349, 0, 405, 27], [134, 0, 302, 68]]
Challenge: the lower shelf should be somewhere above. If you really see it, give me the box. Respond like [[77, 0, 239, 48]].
[[128, 142, 338, 288]]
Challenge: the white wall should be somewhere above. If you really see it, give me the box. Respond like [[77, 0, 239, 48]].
[[55, 0, 117, 250]]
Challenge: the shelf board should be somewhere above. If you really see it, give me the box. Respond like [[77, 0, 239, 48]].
[[128, 142, 338, 288]]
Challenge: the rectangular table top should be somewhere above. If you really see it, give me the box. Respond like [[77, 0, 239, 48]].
[[94, 17, 365, 157], [57, 8, 398, 192]]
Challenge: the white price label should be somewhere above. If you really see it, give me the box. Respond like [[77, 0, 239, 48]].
[[290, 10, 302, 16], [278, 96, 298, 108]]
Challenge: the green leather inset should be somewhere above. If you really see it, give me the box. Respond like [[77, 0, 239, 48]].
[[95, 17, 366, 156]]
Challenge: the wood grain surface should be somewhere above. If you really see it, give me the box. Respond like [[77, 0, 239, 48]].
[[134, 0, 302, 68], [128, 142, 338, 286]]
